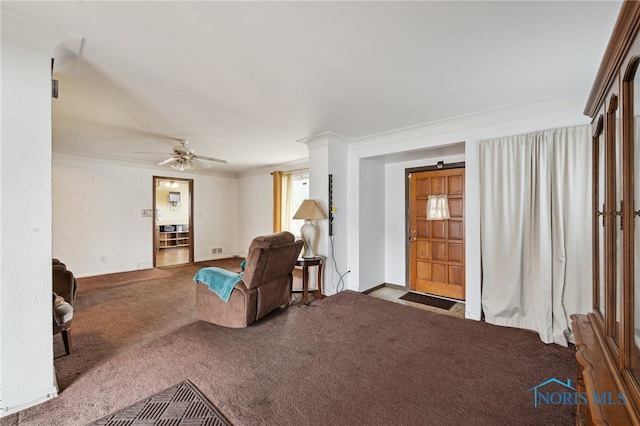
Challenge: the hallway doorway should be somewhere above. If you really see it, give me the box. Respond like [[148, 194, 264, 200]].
[[153, 176, 194, 267]]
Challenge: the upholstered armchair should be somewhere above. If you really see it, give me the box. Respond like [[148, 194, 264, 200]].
[[53, 259, 77, 306], [195, 232, 303, 328], [52, 259, 77, 355]]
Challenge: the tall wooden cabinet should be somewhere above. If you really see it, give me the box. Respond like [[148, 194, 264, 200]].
[[571, 2, 640, 424]]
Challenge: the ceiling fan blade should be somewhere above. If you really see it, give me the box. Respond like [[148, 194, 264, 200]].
[[157, 157, 178, 166], [191, 158, 212, 169], [134, 151, 174, 155], [193, 154, 228, 164]]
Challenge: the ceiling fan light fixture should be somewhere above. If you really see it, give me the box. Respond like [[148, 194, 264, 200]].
[[147, 138, 227, 170], [170, 157, 196, 172]]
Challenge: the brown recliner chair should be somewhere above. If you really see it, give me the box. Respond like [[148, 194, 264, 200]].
[[195, 232, 303, 328]]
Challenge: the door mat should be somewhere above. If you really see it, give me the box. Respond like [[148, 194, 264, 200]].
[[399, 292, 456, 310], [87, 380, 232, 426]]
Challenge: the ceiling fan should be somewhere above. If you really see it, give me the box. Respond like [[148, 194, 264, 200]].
[[147, 139, 227, 171]]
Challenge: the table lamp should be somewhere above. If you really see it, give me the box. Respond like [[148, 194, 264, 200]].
[[293, 199, 327, 258]]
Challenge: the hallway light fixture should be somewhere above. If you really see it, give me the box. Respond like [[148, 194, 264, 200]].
[[293, 199, 327, 258]]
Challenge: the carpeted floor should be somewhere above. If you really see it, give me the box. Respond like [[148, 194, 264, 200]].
[[5, 261, 575, 425]]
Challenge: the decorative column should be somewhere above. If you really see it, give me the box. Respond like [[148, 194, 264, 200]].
[[299, 132, 350, 296]]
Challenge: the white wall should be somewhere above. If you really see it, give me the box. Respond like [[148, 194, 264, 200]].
[[236, 172, 272, 256], [348, 98, 591, 321], [326, 142, 349, 294], [384, 152, 465, 287], [236, 160, 309, 256], [358, 158, 386, 292], [53, 153, 239, 276], [1, 43, 57, 416], [192, 169, 239, 262], [303, 134, 349, 296]]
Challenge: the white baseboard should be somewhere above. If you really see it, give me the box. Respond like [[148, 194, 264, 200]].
[[194, 254, 236, 262], [0, 385, 58, 417], [75, 266, 153, 278], [465, 311, 482, 321]]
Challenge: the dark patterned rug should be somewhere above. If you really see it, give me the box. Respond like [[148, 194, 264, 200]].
[[87, 380, 231, 426], [399, 291, 456, 310]]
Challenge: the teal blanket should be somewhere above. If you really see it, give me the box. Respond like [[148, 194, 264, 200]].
[[193, 267, 244, 303]]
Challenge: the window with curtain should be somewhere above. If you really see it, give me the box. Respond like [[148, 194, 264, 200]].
[[272, 169, 309, 238], [479, 125, 592, 346]]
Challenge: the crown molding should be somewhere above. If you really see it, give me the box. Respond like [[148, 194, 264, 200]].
[[297, 131, 351, 151], [2, 9, 84, 76]]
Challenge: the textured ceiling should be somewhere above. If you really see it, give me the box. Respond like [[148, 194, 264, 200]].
[[2, 1, 622, 173]]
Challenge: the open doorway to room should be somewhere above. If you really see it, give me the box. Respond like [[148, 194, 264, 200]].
[[153, 176, 194, 267]]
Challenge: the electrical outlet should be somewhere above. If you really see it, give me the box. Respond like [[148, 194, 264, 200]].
[[99, 256, 106, 262], [211, 248, 222, 254]]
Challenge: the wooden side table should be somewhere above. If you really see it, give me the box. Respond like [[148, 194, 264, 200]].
[[296, 257, 323, 305]]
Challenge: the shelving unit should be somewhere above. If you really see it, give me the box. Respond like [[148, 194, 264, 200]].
[[156, 225, 189, 250]]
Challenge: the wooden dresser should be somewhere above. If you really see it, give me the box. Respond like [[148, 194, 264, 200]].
[[571, 1, 640, 424]]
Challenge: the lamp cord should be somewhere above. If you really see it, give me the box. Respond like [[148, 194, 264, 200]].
[[329, 234, 349, 293]]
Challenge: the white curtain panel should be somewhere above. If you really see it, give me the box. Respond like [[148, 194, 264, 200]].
[[427, 195, 451, 220], [280, 172, 294, 233], [479, 125, 592, 346]]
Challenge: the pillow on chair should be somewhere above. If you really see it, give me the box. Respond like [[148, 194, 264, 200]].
[[53, 292, 73, 325]]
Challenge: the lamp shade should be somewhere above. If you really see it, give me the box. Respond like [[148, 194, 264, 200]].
[[293, 199, 327, 220]]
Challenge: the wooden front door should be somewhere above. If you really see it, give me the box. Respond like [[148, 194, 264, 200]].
[[409, 168, 465, 300]]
